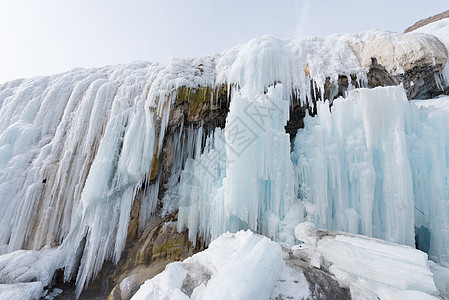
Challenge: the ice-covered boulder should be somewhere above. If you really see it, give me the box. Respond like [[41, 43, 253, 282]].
[[294, 222, 441, 300], [348, 31, 447, 75], [131, 230, 284, 300]]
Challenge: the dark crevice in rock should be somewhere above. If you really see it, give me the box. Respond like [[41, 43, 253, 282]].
[[287, 74, 361, 141], [302, 267, 351, 300]]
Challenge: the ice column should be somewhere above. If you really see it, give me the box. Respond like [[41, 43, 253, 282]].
[[178, 84, 299, 244]]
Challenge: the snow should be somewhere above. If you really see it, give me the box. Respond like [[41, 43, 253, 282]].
[[270, 264, 310, 300], [133, 226, 444, 299], [345, 30, 447, 74], [0, 282, 44, 300], [131, 230, 285, 300]]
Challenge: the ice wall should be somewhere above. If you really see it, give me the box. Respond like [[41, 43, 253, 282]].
[[293, 86, 449, 265], [0, 57, 217, 297], [174, 31, 449, 253]]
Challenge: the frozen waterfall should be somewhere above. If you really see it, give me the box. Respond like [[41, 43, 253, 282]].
[[292, 87, 449, 264], [0, 23, 449, 299]]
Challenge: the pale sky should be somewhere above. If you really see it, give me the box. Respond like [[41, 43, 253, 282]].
[[0, 1, 447, 84]]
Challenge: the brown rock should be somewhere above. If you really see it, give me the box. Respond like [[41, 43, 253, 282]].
[[106, 214, 204, 300]]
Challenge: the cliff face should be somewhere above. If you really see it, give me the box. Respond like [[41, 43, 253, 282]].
[[0, 20, 448, 299]]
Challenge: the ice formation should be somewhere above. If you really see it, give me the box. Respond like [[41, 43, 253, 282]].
[[294, 223, 440, 300], [293, 87, 449, 264], [0, 20, 448, 299], [177, 83, 299, 245], [0, 282, 44, 300], [0, 60, 217, 297]]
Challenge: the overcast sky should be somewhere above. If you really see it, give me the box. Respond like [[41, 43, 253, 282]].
[[0, 1, 447, 84]]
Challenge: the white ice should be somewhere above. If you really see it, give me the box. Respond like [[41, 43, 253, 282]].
[[0, 282, 44, 300], [131, 230, 285, 300], [413, 18, 449, 84], [294, 222, 439, 299]]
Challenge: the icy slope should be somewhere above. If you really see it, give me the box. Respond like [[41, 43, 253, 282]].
[[132, 227, 445, 300]]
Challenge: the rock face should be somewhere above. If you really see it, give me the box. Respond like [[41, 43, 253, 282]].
[[106, 214, 204, 300]]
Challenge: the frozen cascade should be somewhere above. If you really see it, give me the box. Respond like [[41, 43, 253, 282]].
[[0, 57, 218, 297], [177, 84, 300, 245], [176, 34, 369, 245], [0, 28, 448, 298], [293, 86, 449, 265]]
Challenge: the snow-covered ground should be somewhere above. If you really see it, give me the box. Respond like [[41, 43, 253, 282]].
[[132, 226, 449, 300]]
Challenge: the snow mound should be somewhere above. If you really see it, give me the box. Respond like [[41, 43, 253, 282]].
[[131, 230, 284, 300]]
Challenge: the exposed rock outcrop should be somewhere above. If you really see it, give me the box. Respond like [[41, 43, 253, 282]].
[[106, 215, 204, 300]]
